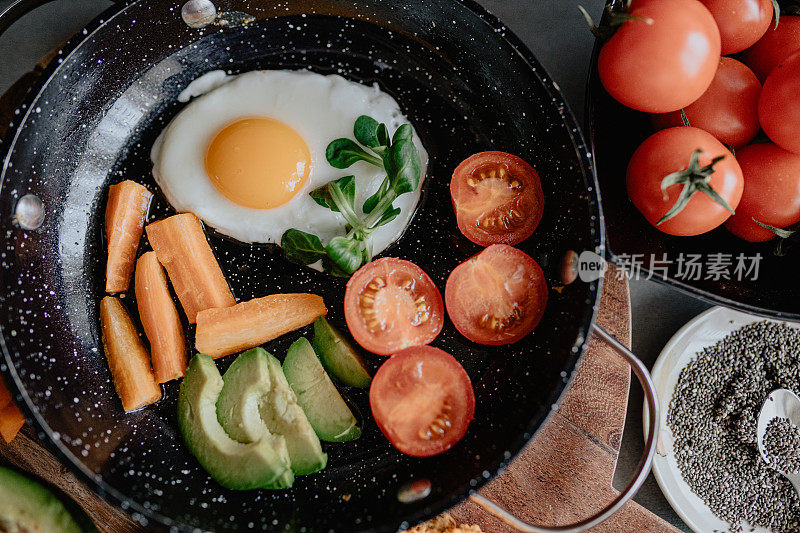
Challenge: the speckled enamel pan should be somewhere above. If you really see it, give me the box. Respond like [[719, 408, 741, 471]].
[[0, 1, 604, 531]]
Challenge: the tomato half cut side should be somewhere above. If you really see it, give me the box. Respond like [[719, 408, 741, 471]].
[[445, 244, 548, 345], [344, 258, 444, 356], [450, 151, 544, 246], [369, 345, 475, 457]]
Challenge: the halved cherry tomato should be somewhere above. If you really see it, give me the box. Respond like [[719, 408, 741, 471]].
[[445, 244, 547, 345], [450, 152, 543, 247], [700, 0, 774, 54], [344, 258, 444, 356], [369, 345, 475, 457], [758, 51, 800, 155], [598, 0, 721, 113], [725, 143, 800, 242], [651, 57, 761, 148], [742, 15, 800, 82]]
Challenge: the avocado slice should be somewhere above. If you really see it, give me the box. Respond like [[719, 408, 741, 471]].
[[283, 338, 362, 443], [0, 466, 95, 533], [214, 349, 294, 489], [177, 354, 293, 490], [217, 348, 327, 476], [312, 317, 371, 388]]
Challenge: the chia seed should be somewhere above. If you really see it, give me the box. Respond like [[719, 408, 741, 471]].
[[667, 321, 800, 532], [765, 417, 800, 475]]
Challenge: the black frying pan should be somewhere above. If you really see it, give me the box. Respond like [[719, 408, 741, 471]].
[[0, 1, 657, 531]]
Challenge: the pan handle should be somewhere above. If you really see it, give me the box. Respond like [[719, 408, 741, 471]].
[[469, 323, 659, 533]]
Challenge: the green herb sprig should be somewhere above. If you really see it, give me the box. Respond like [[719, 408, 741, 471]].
[[280, 115, 422, 277]]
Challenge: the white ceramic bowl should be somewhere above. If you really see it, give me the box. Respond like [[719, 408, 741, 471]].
[[644, 306, 799, 533]]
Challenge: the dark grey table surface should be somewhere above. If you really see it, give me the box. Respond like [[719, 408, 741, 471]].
[[0, 1, 718, 531]]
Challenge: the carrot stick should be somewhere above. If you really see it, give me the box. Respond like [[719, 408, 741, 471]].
[[105, 180, 153, 293], [195, 294, 327, 358], [99, 296, 162, 412], [146, 213, 235, 323], [0, 403, 24, 442], [135, 252, 187, 383]]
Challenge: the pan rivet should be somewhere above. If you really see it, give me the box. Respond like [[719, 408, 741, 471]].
[[560, 250, 579, 285], [13, 194, 44, 230], [181, 0, 217, 28], [397, 479, 431, 503]]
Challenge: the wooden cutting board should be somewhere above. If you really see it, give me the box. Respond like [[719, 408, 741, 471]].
[[0, 56, 678, 532]]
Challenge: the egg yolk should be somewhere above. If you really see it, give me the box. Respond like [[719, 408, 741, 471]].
[[204, 117, 311, 209]]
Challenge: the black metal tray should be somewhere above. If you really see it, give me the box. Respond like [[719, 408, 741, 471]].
[[585, 1, 799, 320]]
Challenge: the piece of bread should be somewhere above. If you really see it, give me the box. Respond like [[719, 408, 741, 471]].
[[403, 513, 482, 533]]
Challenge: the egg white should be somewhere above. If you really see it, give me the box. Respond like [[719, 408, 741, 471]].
[[151, 70, 428, 255]]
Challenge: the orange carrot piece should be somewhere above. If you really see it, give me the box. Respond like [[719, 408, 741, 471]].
[[146, 213, 235, 323], [0, 403, 24, 442], [0, 378, 22, 442], [195, 294, 327, 358], [135, 252, 187, 383], [99, 296, 162, 412], [105, 180, 153, 293]]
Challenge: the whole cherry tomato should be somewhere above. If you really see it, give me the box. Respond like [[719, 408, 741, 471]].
[[700, 0, 774, 54], [627, 127, 743, 236], [598, 0, 721, 113], [742, 15, 800, 82], [725, 143, 800, 242], [652, 57, 761, 148], [759, 51, 800, 154]]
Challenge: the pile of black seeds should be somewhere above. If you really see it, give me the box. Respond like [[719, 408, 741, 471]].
[[668, 321, 800, 532], [765, 417, 800, 475]]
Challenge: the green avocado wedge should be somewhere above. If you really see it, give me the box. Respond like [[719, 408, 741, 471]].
[[0, 466, 95, 533], [283, 338, 362, 443], [217, 348, 327, 476], [214, 349, 294, 489], [177, 354, 293, 490], [311, 317, 371, 388]]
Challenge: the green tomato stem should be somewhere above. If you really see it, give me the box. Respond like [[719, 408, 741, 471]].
[[656, 150, 732, 226]]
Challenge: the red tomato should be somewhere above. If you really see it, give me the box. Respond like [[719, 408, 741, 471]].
[[627, 127, 743, 236], [700, 0, 774, 54], [450, 152, 544, 246], [725, 143, 800, 242], [598, 0, 721, 113], [445, 244, 547, 345], [742, 16, 800, 82], [759, 51, 800, 155], [344, 258, 444, 356], [369, 346, 474, 457], [651, 58, 761, 148]]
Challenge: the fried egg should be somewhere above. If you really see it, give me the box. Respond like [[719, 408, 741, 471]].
[[151, 70, 428, 255]]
